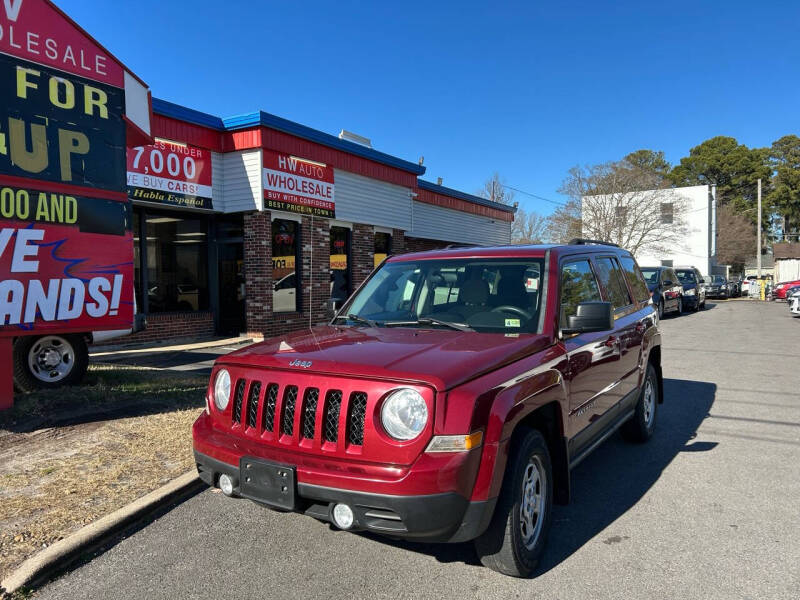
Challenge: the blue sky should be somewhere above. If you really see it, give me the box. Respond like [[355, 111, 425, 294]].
[[60, 0, 800, 215]]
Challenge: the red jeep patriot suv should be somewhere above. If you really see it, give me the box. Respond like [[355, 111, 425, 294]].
[[193, 239, 662, 577]]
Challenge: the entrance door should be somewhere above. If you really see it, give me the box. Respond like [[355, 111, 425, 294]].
[[218, 243, 245, 335]]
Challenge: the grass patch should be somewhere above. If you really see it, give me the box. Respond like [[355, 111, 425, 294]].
[[0, 364, 208, 582]]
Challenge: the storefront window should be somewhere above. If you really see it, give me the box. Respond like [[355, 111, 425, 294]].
[[374, 231, 392, 268], [272, 219, 300, 312], [330, 226, 351, 303], [145, 213, 209, 313]]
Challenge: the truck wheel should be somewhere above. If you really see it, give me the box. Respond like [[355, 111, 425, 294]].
[[474, 429, 553, 578], [622, 362, 659, 443], [13, 334, 89, 392]]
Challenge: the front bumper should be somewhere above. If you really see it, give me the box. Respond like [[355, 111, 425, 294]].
[[194, 450, 495, 543], [193, 411, 493, 543], [683, 295, 700, 308]]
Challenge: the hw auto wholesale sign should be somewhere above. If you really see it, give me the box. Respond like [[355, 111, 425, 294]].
[[128, 140, 213, 210], [263, 150, 335, 218], [0, 0, 150, 336]]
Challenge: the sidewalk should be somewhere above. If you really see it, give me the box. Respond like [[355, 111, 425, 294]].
[[90, 337, 254, 374]]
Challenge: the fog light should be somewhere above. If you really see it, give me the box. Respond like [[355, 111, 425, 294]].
[[219, 473, 234, 496], [332, 503, 354, 530]]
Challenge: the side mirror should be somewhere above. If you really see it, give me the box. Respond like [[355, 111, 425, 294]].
[[562, 301, 614, 335]]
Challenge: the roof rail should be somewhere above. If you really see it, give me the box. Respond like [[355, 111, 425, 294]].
[[568, 238, 620, 248]]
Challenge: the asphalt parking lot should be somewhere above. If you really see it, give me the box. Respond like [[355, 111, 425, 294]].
[[38, 300, 800, 599]]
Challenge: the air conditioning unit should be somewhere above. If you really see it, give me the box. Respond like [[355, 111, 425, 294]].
[[338, 130, 372, 148]]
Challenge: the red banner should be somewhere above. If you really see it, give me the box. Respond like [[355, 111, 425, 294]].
[[0, 214, 133, 333], [127, 140, 213, 209], [0, 0, 124, 86], [263, 150, 335, 218]]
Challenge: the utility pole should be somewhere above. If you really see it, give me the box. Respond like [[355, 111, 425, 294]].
[[757, 179, 762, 278]]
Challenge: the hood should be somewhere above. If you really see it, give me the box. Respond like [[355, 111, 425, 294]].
[[218, 326, 553, 391]]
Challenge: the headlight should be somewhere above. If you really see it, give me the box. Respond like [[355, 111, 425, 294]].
[[685, 288, 696, 296], [381, 388, 428, 440], [213, 369, 231, 411]]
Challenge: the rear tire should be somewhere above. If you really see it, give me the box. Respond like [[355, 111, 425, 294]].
[[622, 362, 659, 443], [474, 429, 553, 578], [13, 334, 89, 392]]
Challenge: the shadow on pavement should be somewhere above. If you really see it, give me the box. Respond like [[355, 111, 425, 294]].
[[361, 378, 716, 572]]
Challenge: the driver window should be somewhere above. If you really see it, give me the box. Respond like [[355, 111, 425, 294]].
[[560, 259, 602, 328]]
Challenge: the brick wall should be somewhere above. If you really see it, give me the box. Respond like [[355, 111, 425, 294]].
[[94, 311, 215, 345], [352, 223, 375, 289], [392, 228, 406, 254], [244, 211, 272, 338], [405, 236, 451, 253]]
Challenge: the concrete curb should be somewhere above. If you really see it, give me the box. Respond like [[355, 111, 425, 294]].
[[1, 471, 203, 596]]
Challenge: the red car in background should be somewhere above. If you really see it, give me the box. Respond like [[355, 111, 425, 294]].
[[773, 279, 800, 300]]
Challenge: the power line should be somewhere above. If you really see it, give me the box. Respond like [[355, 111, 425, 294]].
[[499, 184, 569, 207]]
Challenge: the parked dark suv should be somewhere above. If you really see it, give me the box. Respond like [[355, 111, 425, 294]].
[[193, 239, 663, 577], [705, 275, 731, 299], [640, 266, 684, 318], [673, 266, 706, 311]]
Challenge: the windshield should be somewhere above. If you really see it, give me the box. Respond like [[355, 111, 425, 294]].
[[675, 269, 696, 284], [340, 258, 545, 333], [639, 268, 660, 285], [713, 276, 726, 284]]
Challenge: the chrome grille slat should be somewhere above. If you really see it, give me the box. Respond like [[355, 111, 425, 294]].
[[263, 383, 279, 432], [246, 382, 261, 428], [322, 390, 342, 443], [301, 388, 319, 440], [347, 391, 368, 446], [281, 385, 298, 436], [232, 379, 246, 424]]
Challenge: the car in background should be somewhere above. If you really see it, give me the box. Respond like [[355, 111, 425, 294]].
[[705, 275, 732, 299], [788, 287, 800, 316], [674, 266, 706, 311], [640, 266, 684, 318], [773, 278, 800, 300]]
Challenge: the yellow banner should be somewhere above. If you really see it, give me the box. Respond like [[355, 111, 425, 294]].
[[330, 253, 347, 270]]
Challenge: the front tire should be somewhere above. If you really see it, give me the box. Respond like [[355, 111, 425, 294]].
[[13, 334, 89, 392], [675, 297, 683, 316], [622, 362, 659, 443], [474, 429, 553, 578], [657, 300, 664, 320]]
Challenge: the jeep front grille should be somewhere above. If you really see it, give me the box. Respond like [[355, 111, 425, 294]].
[[227, 379, 369, 450], [231, 379, 246, 424], [246, 382, 261, 429], [301, 388, 319, 440], [262, 383, 279, 432], [322, 390, 342, 443], [347, 392, 368, 446], [281, 385, 298, 436]]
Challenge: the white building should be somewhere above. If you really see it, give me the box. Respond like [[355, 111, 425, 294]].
[[582, 184, 718, 276]]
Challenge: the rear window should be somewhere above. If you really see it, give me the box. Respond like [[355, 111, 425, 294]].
[[620, 257, 651, 303], [594, 257, 633, 311]]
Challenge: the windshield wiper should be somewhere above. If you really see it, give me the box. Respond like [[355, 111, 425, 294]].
[[335, 313, 379, 327], [383, 316, 473, 332]]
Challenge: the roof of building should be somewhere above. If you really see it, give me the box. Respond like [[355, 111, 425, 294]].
[[773, 242, 800, 260], [151, 98, 425, 176], [417, 179, 516, 213]]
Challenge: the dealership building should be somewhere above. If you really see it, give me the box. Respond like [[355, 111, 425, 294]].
[[125, 99, 516, 343]]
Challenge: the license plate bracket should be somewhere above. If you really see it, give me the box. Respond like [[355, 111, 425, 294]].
[[238, 457, 296, 510]]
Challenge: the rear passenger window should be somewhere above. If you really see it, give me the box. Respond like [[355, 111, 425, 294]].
[[595, 257, 633, 311], [560, 260, 602, 328], [620, 256, 652, 304]]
